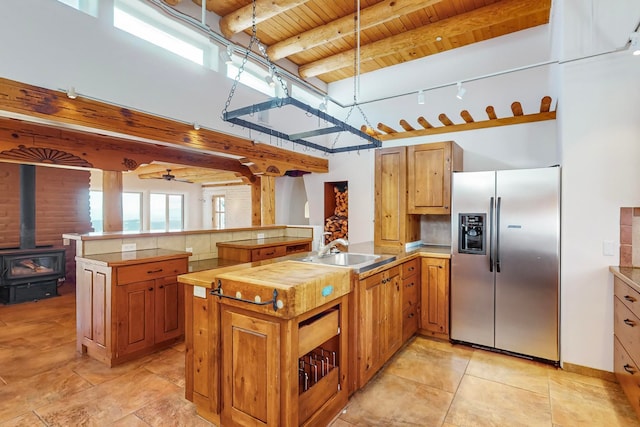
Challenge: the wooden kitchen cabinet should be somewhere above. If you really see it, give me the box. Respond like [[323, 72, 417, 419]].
[[419, 257, 450, 338], [401, 258, 420, 342], [374, 146, 420, 248], [613, 275, 640, 419], [76, 252, 188, 366], [217, 237, 312, 262], [358, 265, 402, 387], [407, 141, 463, 215]]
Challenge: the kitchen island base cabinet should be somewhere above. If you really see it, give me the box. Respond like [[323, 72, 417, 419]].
[[76, 252, 188, 367], [419, 257, 450, 339], [220, 297, 349, 427]]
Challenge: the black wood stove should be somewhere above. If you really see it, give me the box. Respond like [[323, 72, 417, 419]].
[[0, 165, 66, 304], [0, 247, 66, 304]]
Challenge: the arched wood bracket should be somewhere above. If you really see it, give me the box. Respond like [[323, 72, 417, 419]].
[[365, 96, 556, 142]]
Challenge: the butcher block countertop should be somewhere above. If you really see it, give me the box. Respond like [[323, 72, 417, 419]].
[[610, 266, 640, 293], [212, 261, 351, 318]]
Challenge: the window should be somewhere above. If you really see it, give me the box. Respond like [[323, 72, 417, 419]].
[[212, 195, 225, 229], [113, 0, 211, 66], [227, 61, 278, 97], [89, 190, 103, 232], [150, 193, 184, 231], [122, 192, 142, 232], [56, 0, 98, 16]]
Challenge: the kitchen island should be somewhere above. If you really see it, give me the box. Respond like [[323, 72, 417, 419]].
[[178, 243, 451, 426]]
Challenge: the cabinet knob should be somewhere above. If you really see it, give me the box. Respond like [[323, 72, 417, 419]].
[[159, 285, 164, 289], [624, 364, 636, 374], [148, 287, 154, 291]]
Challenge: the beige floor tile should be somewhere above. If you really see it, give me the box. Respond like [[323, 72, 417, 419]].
[[445, 374, 552, 427], [34, 367, 181, 426], [0, 340, 79, 383], [110, 413, 151, 427], [465, 348, 555, 396], [134, 391, 214, 426], [550, 375, 640, 427], [338, 372, 453, 426], [0, 410, 47, 427], [0, 366, 92, 423], [143, 347, 186, 388], [384, 338, 470, 393]]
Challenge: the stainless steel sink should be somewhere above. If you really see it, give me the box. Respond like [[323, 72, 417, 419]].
[[297, 252, 395, 273]]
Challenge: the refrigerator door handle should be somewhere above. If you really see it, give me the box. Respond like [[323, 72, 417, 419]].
[[496, 196, 502, 273], [489, 197, 494, 272]]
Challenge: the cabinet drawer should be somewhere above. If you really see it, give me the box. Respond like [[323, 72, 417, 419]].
[[116, 259, 187, 285], [402, 276, 419, 311], [615, 277, 640, 320], [251, 245, 287, 261], [401, 259, 420, 279], [299, 309, 339, 357], [614, 337, 640, 418], [614, 297, 640, 361]]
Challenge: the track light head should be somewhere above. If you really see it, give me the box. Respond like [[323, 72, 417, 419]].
[[265, 74, 275, 87], [456, 82, 466, 100], [318, 96, 328, 112], [631, 32, 640, 56], [193, 122, 200, 130], [67, 86, 77, 99], [417, 89, 425, 105]]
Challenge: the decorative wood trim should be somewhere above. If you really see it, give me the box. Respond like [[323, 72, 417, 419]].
[[374, 96, 556, 142]]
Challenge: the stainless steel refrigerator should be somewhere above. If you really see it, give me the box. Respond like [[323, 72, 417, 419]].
[[450, 167, 560, 363]]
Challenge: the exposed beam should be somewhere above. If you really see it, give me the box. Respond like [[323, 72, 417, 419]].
[[267, 0, 440, 60], [0, 78, 328, 174], [299, 0, 551, 79], [219, 0, 312, 38]]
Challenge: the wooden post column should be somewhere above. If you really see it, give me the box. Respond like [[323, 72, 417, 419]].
[[261, 176, 276, 225], [102, 170, 123, 232]]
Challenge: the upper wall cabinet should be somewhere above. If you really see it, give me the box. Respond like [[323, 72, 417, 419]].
[[407, 142, 463, 215], [374, 147, 420, 248]]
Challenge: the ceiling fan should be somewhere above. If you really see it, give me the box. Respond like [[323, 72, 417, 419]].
[[158, 169, 192, 183]]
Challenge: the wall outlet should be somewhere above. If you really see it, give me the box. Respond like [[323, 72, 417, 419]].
[[121, 243, 136, 252], [257, 233, 265, 239], [186, 247, 193, 253]]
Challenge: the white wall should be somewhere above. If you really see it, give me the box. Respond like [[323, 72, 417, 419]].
[[275, 176, 309, 226], [559, 51, 640, 370], [203, 185, 251, 229]]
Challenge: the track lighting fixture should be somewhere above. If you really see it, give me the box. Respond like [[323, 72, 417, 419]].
[[265, 71, 275, 88], [456, 82, 466, 100], [631, 32, 640, 56], [318, 96, 328, 112], [417, 89, 425, 105], [220, 45, 234, 65], [66, 87, 77, 99], [193, 122, 200, 130]]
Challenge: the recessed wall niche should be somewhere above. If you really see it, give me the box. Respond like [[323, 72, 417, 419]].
[[324, 181, 348, 245]]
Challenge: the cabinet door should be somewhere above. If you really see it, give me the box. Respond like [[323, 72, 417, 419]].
[[360, 273, 384, 385], [420, 258, 450, 335], [374, 147, 420, 247], [154, 276, 184, 343], [407, 142, 458, 214], [384, 273, 403, 357], [115, 279, 155, 357], [221, 308, 281, 427]]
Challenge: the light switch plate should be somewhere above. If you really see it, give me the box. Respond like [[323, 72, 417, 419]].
[[257, 233, 265, 239], [603, 240, 616, 256], [193, 286, 206, 299]]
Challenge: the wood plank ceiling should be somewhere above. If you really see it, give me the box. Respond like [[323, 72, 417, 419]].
[[176, 0, 552, 83]]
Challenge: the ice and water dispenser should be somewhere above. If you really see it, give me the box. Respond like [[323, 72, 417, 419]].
[[458, 214, 486, 254]]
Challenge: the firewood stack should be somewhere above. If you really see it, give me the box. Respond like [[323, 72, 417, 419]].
[[324, 185, 348, 248]]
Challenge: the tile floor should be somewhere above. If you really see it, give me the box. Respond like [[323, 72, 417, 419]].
[[0, 284, 638, 426]]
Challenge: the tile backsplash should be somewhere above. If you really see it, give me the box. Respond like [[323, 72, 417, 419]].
[[619, 207, 640, 267]]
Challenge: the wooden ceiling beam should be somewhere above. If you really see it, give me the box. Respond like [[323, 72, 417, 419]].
[[299, 0, 551, 79], [219, 0, 313, 38], [267, 0, 440, 61], [0, 77, 328, 174]]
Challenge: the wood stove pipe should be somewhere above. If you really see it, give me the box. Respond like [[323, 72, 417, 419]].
[[19, 164, 36, 249]]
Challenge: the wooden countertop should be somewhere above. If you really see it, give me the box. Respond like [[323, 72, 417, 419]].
[[610, 266, 640, 293], [216, 236, 312, 249], [62, 225, 292, 241], [76, 249, 191, 267]]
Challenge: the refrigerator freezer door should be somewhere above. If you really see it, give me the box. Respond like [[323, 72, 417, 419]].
[[494, 167, 560, 361], [451, 171, 496, 347]]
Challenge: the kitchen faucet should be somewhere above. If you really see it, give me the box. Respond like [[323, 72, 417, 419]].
[[318, 232, 349, 257]]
